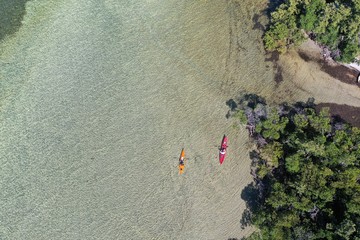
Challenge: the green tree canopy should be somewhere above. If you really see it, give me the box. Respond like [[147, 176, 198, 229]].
[[228, 94, 360, 239], [264, 0, 360, 62]]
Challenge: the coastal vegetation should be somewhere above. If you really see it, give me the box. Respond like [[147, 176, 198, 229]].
[[227, 94, 360, 239], [264, 0, 360, 63]]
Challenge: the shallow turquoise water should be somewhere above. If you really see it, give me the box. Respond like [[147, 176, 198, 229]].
[[0, 1, 276, 239]]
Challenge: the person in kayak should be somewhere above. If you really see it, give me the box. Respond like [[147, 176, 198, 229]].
[[220, 148, 226, 154], [179, 161, 185, 172]]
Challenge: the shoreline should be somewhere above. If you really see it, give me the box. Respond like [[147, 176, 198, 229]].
[[298, 39, 360, 87], [302, 39, 360, 127], [276, 38, 360, 128], [298, 39, 360, 127]]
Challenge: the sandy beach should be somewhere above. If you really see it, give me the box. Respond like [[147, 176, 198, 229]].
[[0, 1, 359, 240]]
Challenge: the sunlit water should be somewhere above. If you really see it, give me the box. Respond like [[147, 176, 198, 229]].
[[0, 0, 292, 239]]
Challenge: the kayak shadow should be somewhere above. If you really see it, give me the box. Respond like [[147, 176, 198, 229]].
[[0, 0, 29, 42]]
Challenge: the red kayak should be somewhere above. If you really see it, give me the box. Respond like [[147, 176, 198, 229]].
[[219, 135, 228, 164]]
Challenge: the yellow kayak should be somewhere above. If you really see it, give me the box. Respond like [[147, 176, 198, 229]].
[[179, 148, 185, 174]]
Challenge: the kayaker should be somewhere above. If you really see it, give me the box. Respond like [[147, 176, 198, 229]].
[[220, 148, 226, 154]]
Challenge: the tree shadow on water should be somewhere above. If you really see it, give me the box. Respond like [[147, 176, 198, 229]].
[[238, 150, 264, 229], [265, 0, 285, 18], [240, 182, 261, 229], [0, 0, 30, 41], [238, 93, 266, 110], [226, 99, 238, 111]]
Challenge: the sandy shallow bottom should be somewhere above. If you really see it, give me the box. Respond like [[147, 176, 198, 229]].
[[278, 40, 360, 107], [0, 1, 359, 239]]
